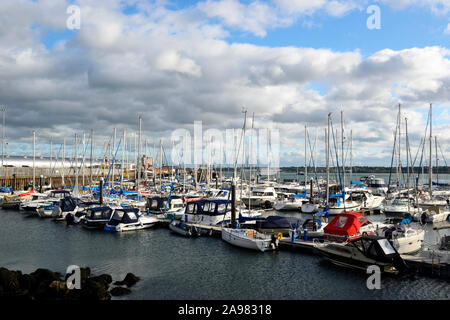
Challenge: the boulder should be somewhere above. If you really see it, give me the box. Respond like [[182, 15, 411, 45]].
[[110, 286, 132, 297], [113, 273, 140, 287]]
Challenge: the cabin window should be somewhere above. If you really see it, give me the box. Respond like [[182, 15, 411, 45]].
[[377, 239, 396, 255], [333, 216, 348, 228], [186, 204, 195, 214], [264, 192, 274, 196], [217, 203, 228, 214], [358, 217, 367, 225], [151, 200, 158, 209], [173, 203, 183, 208]]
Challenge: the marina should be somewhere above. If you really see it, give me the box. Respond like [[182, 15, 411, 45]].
[[1, 0, 450, 307]]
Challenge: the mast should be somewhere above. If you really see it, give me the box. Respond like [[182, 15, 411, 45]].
[[249, 112, 254, 214], [159, 139, 163, 194], [121, 128, 126, 186], [1, 107, 5, 169], [62, 137, 65, 186], [397, 104, 402, 189], [50, 137, 53, 188], [90, 129, 93, 188], [74, 133, 78, 197], [326, 113, 331, 206], [350, 129, 353, 184], [429, 103, 432, 198], [341, 111, 345, 192], [33, 130, 36, 189], [82, 132, 86, 187], [304, 125, 308, 189], [267, 128, 270, 183], [406, 117, 410, 212], [137, 116, 142, 193]]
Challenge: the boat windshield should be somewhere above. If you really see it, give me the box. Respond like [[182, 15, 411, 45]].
[[377, 239, 396, 255], [393, 200, 408, 206]]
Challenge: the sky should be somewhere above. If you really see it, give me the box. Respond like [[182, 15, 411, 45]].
[[0, 0, 450, 168]]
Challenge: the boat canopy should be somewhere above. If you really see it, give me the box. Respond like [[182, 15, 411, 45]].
[[185, 199, 230, 216], [323, 212, 369, 242], [108, 208, 140, 225], [86, 206, 113, 219], [292, 191, 307, 198], [255, 216, 303, 230]]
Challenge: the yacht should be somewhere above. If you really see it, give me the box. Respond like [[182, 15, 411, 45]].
[[221, 228, 279, 252], [361, 176, 388, 196], [183, 199, 231, 226], [377, 223, 425, 254], [104, 208, 158, 232], [383, 197, 422, 219], [81, 206, 114, 229], [314, 235, 408, 274], [20, 190, 71, 214], [273, 193, 307, 211], [324, 194, 361, 215], [240, 186, 277, 209]]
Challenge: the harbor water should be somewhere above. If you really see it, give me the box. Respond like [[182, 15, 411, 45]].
[[1, 207, 448, 300]]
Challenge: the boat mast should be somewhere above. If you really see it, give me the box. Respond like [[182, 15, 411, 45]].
[[406, 117, 410, 212], [82, 132, 86, 188], [267, 128, 270, 183], [50, 137, 53, 188], [137, 116, 142, 193], [62, 137, 65, 186], [429, 103, 432, 198], [74, 133, 78, 197], [350, 130, 353, 184], [1, 107, 5, 169], [90, 129, 93, 188], [341, 110, 346, 211], [121, 128, 126, 187], [326, 113, 331, 206], [159, 139, 162, 194], [304, 125, 307, 189], [33, 130, 36, 189], [397, 104, 402, 189]]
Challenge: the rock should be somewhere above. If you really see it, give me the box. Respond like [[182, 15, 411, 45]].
[[113, 273, 140, 287], [30, 268, 60, 284], [80, 278, 111, 300], [0, 268, 22, 296], [110, 286, 131, 297], [89, 274, 112, 287]]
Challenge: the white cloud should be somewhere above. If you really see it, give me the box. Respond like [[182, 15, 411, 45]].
[[0, 0, 449, 165]]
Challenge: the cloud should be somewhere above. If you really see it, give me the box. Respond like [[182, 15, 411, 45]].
[[0, 0, 449, 166]]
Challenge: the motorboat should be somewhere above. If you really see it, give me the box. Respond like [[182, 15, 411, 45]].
[[20, 190, 71, 214], [81, 206, 114, 229], [322, 212, 387, 242], [169, 220, 201, 237], [273, 193, 307, 211], [383, 197, 422, 219], [1, 189, 35, 210], [348, 189, 384, 211], [314, 235, 409, 274], [377, 222, 425, 255], [183, 199, 232, 226], [104, 208, 158, 232], [323, 193, 361, 215], [361, 176, 388, 196], [146, 195, 185, 219], [221, 227, 279, 252], [414, 206, 450, 224], [50, 196, 91, 221], [240, 186, 277, 209]]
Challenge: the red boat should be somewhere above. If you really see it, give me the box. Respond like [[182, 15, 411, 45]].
[[323, 212, 379, 242]]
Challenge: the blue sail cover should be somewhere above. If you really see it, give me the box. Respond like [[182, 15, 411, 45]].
[[351, 181, 366, 187], [293, 191, 307, 198]]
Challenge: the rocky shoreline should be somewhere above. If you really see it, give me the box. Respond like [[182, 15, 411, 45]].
[[0, 267, 140, 300]]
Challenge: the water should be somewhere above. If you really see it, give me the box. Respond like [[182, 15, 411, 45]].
[[0, 208, 449, 300]]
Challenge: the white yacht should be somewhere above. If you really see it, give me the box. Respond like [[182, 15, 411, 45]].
[[221, 228, 279, 252], [240, 186, 277, 209]]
